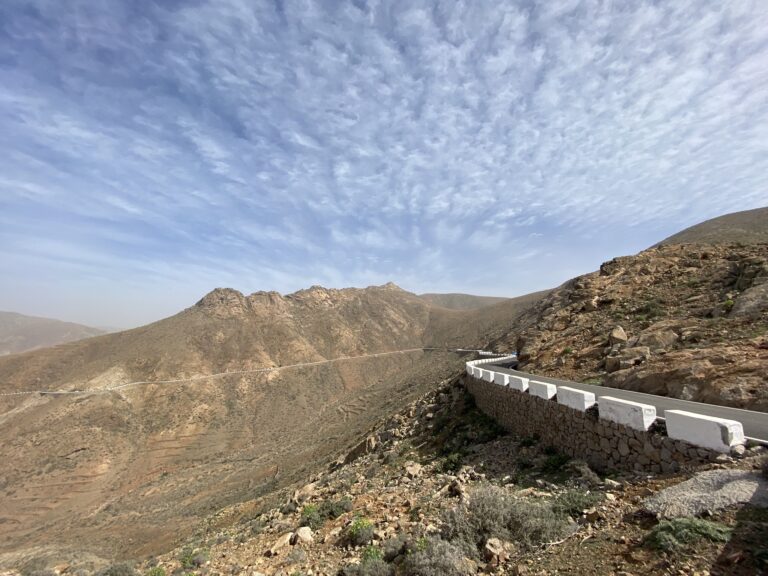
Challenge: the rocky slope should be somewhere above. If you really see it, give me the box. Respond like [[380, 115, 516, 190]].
[[491, 242, 768, 411], [93, 373, 766, 576], [0, 311, 105, 356], [0, 284, 546, 566], [417, 293, 508, 311], [657, 207, 768, 246]]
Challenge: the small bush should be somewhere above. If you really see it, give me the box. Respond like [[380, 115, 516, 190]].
[[552, 490, 603, 517], [177, 547, 208, 570], [400, 537, 472, 576], [541, 453, 570, 474], [644, 518, 731, 552], [519, 435, 539, 448], [724, 299, 735, 313], [562, 347, 573, 356], [382, 534, 408, 562], [344, 517, 375, 547], [96, 565, 137, 576], [300, 504, 323, 530], [441, 483, 569, 556], [301, 497, 353, 530], [339, 559, 392, 576], [145, 568, 166, 576], [440, 452, 463, 473], [361, 545, 383, 564]]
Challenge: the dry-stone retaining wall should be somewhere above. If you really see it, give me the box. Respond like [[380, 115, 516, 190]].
[[462, 356, 741, 473]]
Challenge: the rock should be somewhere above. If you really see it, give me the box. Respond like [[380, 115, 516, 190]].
[[292, 482, 316, 503], [584, 508, 603, 523], [483, 537, 508, 565], [404, 462, 422, 478], [292, 526, 313, 544], [636, 328, 678, 350], [510, 564, 530, 575], [609, 326, 628, 345], [266, 532, 293, 556], [731, 444, 746, 457]]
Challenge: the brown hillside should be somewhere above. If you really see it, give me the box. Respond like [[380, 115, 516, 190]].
[[0, 311, 104, 356], [418, 292, 508, 310], [0, 283, 544, 565], [489, 242, 768, 411], [657, 206, 768, 246]]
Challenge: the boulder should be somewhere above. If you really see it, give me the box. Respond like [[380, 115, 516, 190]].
[[292, 526, 313, 544], [266, 532, 293, 556], [483, 537, 508, 565], [404, 462, 422, 478], [636, 329, 678, 350], [609, 326, 628, 345]]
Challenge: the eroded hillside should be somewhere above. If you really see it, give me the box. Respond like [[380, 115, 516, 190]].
[[493, 243, 768, 411], [0, 283, 546, 566]]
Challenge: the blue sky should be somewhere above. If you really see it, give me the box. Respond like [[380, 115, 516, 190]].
[[1, 0, 767, 328]]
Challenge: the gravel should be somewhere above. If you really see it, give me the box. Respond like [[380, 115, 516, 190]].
[[643, 469, 768, 518]]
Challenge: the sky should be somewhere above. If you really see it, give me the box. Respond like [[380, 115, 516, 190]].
[[1, 0, 767, 328]]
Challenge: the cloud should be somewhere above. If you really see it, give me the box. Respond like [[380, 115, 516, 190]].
[[1, 0, 767, 326]]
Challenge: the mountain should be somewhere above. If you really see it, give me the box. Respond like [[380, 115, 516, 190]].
[[657, 206, 768, 246], [0, 283, 546, 565], [418, 293, 508, 310], [0, 311, 105, 356], [489, 209, 768, 411]]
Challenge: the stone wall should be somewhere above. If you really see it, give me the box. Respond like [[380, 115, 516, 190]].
[[465, 375, 720, 474]]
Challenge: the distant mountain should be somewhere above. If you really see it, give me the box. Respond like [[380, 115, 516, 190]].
[[0, 311, 105, 356], [657, 206, 768, 246], [418, 292, 508, 310]]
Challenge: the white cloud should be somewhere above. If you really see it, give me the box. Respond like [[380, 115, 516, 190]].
[[1, 0, 767, 326]]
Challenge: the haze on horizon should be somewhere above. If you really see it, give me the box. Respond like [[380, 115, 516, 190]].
[[1, 0, 767, 328]]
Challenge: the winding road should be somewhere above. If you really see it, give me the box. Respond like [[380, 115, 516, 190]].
[[484, 359, 768, 443]]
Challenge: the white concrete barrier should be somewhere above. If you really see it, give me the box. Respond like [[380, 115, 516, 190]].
[[529, 380, 557, 400], [465, 364, 473, 375], [483, 370, 495, 383], [508, 375, 529, 392], [598, 396, 656, 431], [494, 372, 510, 386], [472, 366, 482, 378], [664, 410, 745, 453], [557, 386, 596, 411]]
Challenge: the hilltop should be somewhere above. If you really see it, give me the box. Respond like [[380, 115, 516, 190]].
[[489, 209, 768, 411], [657, 207, 768, 246], [0, 311, 105, 356]]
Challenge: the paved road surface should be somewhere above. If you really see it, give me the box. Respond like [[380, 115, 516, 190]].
[[486, 362, 768, 443]]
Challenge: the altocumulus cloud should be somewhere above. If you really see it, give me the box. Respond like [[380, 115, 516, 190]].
[[1, 0, 767, 326]]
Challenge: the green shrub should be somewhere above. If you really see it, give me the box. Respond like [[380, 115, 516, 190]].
[[562, 347, 573, 356], [440, 452, 463, 473], [339, 559, 392, 576], [552, 490, 603, 517], [724, 299, 735, 313], [177, 547, 208, 570], [519, 435, 539, 448], [300, 504, 323, 529], [300, 497, 353, 530], [541, 453, 570, 474], [441, 483, 570, 556], [382, 534, 408, 562], [145, 568, 166, 576], [400, 537, 472, 576], [355, 546, 378, 563], [644, 518, 731, 551], [95, 565, 137, 576], [344, 517, 375, 547]]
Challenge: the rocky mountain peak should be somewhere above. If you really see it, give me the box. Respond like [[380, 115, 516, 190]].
[[195, 287, 250, 318]]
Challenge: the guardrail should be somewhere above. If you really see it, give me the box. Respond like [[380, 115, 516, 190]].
[[464, 356, 746, 454]]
